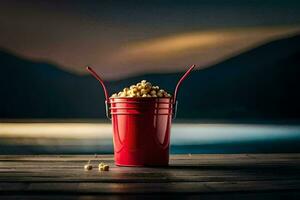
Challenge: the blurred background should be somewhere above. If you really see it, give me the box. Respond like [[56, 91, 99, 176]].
[[1, 0, 300, 154]]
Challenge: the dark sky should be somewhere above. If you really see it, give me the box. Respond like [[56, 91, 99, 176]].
[[1, 0, 300, 79]]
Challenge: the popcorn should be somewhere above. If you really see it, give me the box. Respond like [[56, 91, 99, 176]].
[[111, 93, 118, 98], [111, 80, 172, 98], [99, 162, 109, 171], [84, 160, 93, 171], [140, 89, 147, 95], [84, 164, 92, 171], [157, 92, 163, 97], [150, 90, 156, 95]]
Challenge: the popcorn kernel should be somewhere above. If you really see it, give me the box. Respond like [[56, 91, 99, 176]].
[[84, 164, 93, 171], [110, 80, 172, 98]]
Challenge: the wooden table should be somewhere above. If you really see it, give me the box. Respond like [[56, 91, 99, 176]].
[[0, 154, 300, 199]]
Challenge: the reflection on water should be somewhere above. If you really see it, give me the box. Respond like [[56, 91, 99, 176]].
[[0, 123, 300, 154]]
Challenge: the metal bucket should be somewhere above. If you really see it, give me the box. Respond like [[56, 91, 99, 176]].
[[107, 97, 176, 166], [86, 65, 194, 166]]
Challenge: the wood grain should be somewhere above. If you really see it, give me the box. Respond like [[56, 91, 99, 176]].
[[0, 154, 300, 198]]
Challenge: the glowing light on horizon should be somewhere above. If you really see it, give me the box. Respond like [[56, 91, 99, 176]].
[[110, 26, 300, 77], [0, 123, 299, 146], [1, 1, 300, 79]]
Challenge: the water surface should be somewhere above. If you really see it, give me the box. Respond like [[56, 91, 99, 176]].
[[1, 123, 300, 154]]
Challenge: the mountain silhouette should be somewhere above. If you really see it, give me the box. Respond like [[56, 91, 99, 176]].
[[0, 50, 104, 118], [1, 34, 300, 120]]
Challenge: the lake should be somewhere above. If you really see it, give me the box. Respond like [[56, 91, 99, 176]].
[[1, 122, 300, 154]]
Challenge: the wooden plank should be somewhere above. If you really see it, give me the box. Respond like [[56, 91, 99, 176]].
[[2, 192, 300, 200], [0, 180, 299, 194], [0, 167, 300, 183], [0, 154, 299, 195], [0, 154, 299, 161]]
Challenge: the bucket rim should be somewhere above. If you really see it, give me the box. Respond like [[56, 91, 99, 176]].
[[109, 97, 174, 104], [109, 97, 172, 99]]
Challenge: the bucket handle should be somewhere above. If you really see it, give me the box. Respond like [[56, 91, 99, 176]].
[[173, 64, 195, 104], [172, 64, 195, 119], [87, 65, 195, 120], [105, 101, 111, 120], [172, 101, 178, 120], [86, 66, 112, 120]]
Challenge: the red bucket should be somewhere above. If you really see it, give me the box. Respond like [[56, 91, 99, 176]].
[[107, 97, 176, 166], [86, 65, 195, 166]]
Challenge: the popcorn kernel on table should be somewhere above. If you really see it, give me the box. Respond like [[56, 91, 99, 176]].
[[84, 164, 93, 171], [111, 80, 172, 98], [99, 163, 109, 171], [98, 162, 104, 169], [103, 165, 109, 171]]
